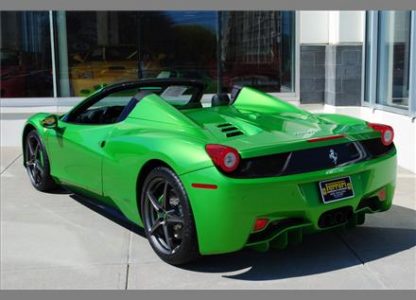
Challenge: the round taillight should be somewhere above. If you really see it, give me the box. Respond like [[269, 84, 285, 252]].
[[253, 218, 269, 232], [205, 144, 241, 173], [368, 123, 394, 146], [224, 152, 238, 169]]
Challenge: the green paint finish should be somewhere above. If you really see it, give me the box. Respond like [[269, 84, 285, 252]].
[[22, 85, 397, 255]]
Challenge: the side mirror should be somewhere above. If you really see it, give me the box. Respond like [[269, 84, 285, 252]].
[[41, 114, 58, 129]]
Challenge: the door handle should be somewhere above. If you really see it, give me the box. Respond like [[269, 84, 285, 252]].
[[100, 140, 106, 148]]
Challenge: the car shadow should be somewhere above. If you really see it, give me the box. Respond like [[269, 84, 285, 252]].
[[69, 194, 145, 237], [42, 186, 73, 195], [186, 226, 416, 281], [69, 193, 416, 281]]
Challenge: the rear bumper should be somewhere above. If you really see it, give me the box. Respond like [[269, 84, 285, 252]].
[[180, 150, 397, 255]]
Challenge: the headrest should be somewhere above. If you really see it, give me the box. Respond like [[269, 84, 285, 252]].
[[211, 93, 230, 107]]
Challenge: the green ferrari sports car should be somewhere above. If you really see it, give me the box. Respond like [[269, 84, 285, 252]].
[[22, 79, 397, 265]]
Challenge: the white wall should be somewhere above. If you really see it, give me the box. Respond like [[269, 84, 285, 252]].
[[328, 11, 340, 44], [300, 11, 329, 44], [300, 11, 365, 44], [335, 11, 365, 44]]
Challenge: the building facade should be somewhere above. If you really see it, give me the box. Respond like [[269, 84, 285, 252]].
[[1, 11, 415, 172], [0, 11, 295, 98], [299, 11, 416, 172]]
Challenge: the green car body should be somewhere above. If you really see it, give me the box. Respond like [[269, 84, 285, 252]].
[[22, 79, 396, 259]]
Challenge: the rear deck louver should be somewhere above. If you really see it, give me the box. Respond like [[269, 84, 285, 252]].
[[217, 123, 244, 138]]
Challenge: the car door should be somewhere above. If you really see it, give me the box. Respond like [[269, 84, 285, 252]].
[[46, 88, 139, 196], [47, 121, 112, 196]]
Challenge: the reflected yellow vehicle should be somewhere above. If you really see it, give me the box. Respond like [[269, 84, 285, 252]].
[[69, 46, 139, 96]]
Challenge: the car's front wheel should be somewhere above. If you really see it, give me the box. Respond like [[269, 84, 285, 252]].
[[24, 130, 58, 192], [141, 166, 200, 265]]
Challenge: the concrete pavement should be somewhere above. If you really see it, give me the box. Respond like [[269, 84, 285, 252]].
[[1, 147, 415, 289]]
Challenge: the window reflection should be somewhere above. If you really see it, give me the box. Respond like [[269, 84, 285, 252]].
[[221, 11, 294, 93], [65, 11, 218, 96], [0, 11, 53, 98], [364, 12, 371, 103], [376, 11, 411, 108], [1, 11, 296, 98], [138, 11, 218, 93]]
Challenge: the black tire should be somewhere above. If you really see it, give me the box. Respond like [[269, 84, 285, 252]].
[[24, 130, 58, 192], [140, 166, 200, 265]]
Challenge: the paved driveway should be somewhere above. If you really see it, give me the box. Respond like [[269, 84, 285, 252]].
[[1, 147, 415, 289]]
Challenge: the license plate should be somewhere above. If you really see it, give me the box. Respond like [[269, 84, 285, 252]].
[[319, 176, 354, 204]]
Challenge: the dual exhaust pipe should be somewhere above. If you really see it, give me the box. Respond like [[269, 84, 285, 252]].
[[318, 207, 353, 228]]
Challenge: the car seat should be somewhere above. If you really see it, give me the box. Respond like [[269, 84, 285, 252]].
[[211, 93, 230, 107]]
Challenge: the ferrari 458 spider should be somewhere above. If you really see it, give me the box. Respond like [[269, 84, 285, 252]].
[[23, 79, 396, 265]]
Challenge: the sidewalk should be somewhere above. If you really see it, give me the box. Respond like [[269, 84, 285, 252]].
[[1, 147, 415, 289]]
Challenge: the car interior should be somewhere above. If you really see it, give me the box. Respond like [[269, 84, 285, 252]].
[[73, 104, 128, 124], [211, 93, 231, 107], [73, 92, 235, 125], [72, 91, 151, 125], [67, 81, 240, 125]]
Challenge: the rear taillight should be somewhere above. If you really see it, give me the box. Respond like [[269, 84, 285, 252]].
[[253, 218, 269, 232], [377, 187, 387, 202], [205, 144, 240, 173], [368, 123, 394, 146]]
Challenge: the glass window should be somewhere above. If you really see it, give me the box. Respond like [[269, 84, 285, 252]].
[[280, 12, 295, 92], [60, 11, 218, 97], [376, 11, 411, 108], [220, 11, 295, 93], [68, 88, 140, 124], [138, 11, 218, 93], [364, 12, 371, 103], [0, 11, 53, 98]]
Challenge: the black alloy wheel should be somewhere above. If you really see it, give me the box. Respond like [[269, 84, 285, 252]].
[[141, 166, 199, 265], [24, 130, 57, 191]]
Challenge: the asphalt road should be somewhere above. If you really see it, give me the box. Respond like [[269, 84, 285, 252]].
[[1, 147, 415, 289]]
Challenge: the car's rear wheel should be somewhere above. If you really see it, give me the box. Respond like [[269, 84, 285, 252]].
[[24, 130, 58, 192], [141, 166, 200, 265]]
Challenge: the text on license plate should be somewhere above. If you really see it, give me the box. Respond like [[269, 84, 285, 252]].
[[319, 176, 354, 203]]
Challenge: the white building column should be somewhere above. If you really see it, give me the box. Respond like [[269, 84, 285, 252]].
[[299, 11, 365, 105]]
